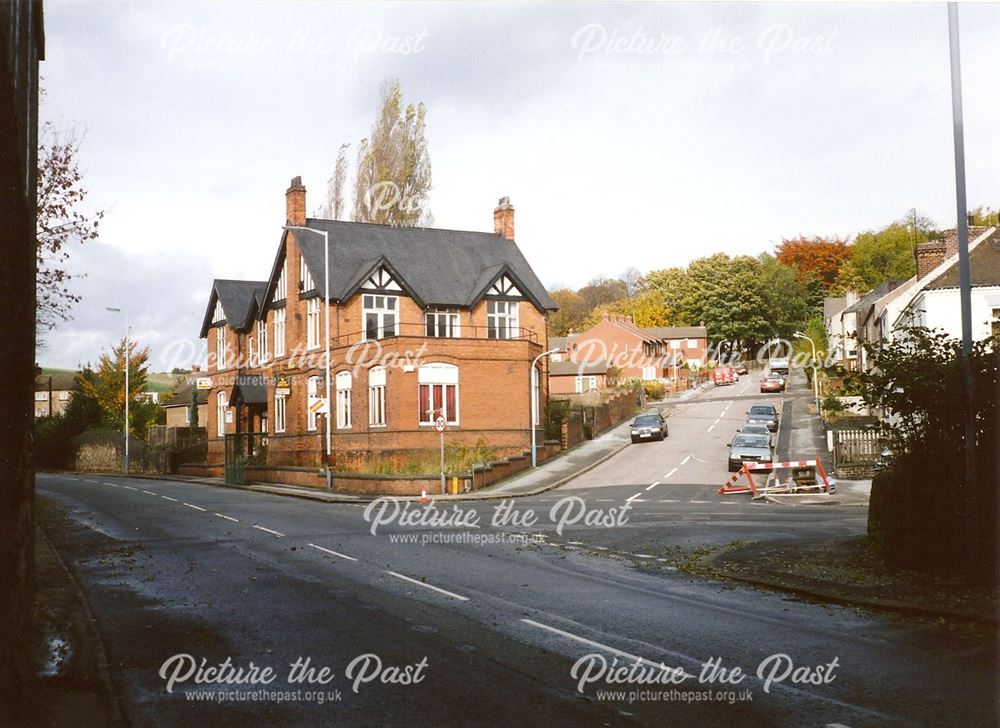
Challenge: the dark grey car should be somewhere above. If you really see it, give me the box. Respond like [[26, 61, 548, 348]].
[[746, 403, 779, 432], [630, 413, 668, 443]]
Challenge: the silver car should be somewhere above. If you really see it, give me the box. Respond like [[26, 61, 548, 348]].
[[746, 403, 779, 432], [727, 433, 773, 472]]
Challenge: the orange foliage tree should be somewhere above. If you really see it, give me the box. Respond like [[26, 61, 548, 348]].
[[775, 236, 852, 290]]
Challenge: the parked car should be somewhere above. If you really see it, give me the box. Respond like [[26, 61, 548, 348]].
[[760, 375, 785, 393], [746, 403, 779, 432], [711, 367, 735, 386], [727, 433, 773, 472], [630, 413, 669, 443], [737, 422, 773, 448]]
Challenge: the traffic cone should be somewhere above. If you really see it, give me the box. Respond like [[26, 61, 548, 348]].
[[419, 489, 429, 504]]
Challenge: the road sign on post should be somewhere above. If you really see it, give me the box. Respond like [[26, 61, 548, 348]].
[[436, 416, 446, 495]]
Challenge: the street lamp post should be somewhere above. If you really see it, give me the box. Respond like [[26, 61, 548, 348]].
[[531, 348, 560, 467], [106, 307, 129, 476], [794, 331, 821, 415], [283, 226, 332, 490]]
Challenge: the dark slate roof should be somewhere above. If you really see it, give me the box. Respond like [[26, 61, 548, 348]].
[[550, 360, 609, 376], [163, 383, 209, 408], [925, 229, 1000, 290], [643, 326, 708, 340], [34, 373, 77, 391], [842, 281, 904, 316], [199, 279, 269, 338], [275, 219, 558, 312], [229, 374, 269, 406]]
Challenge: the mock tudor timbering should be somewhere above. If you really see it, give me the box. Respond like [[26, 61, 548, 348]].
[[199, 177, 557, 467]]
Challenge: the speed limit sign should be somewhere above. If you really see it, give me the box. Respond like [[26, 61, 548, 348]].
[[434, 416, 446, 432]]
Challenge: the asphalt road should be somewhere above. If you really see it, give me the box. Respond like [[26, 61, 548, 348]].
[[37, 373, 998, 726]]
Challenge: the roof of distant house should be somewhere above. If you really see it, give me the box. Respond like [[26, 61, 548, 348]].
[[924, 228, 1000, 290], [162, 383, 209, 408], [550, 360, 610, 376], [549, 336, 568, 352], [275, 219, 558, 313], [823, 296, 847, 322], [642, 326, 708, 340], [842, 281, 905, 316], [34, 373, 77, 391]]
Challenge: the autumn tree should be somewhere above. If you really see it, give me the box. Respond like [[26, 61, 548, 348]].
[[79, 339, 151, 434], [642, 267, 689, 324], [36, 121, 104, 335], [547, 288, 590, 336], [353, 79, 432, 225], [577, 277, 627, 310], [584, 290, 674, 329], [775, 236, 852, 289]]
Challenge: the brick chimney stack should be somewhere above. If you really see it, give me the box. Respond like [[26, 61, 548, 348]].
[[286, 176, 306, 226], [914, 241, 946, 280], [493, 196, 515, 241]]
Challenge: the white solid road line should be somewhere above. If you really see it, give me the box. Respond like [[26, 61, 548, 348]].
[[386, 570, 470, 601], [680, 455, 691, 466], [520, 618, 693, 677], [644, 481, 661, 492], [307, 543, 358, 561], [161, 496, 178, 502], [183, 502, 207, 512], [214, 513, 239, 522], [252, 525, 285, 537], [663, 467, 678, 479]]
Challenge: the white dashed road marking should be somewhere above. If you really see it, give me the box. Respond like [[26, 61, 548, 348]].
[[102, 482, 118, 487], [214, 513, 239, 522], [663, 468, 678, 479], [680, 455, 691, 466], [308, 543, 358, 561], [386, 570, 469, 601], [161, 496, 178, 502], [626, 492, 644, 502], [122, 485, 138, 491], [142, 490, 157, 495], [252, 525, 285, 537], [644, 481, 660, 492], [183, 502, 207, 512]]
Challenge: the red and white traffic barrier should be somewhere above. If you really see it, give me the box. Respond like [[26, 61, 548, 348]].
[[718, 459, 833, 498]]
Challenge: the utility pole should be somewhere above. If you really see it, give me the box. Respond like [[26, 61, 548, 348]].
[[947, 2, 977, 557]]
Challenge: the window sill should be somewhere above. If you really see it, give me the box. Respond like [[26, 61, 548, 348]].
[[369, 423, 387, 429]]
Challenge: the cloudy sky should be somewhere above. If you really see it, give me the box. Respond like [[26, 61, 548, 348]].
[[40, 0, 1000, 371]]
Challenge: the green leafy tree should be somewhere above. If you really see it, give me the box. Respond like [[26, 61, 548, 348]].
[[353, 79, 432, 225], [851, 212, 936, 288], [62, 366, 103, 435], [757, 254, 809, 339], [968, 205, 999, 227], [681, 254, 771, 351]]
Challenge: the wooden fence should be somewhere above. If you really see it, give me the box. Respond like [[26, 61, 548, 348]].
[[832, 428, 881, 477]]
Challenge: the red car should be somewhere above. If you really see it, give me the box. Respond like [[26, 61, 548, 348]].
[[760, 376, 784, 393]]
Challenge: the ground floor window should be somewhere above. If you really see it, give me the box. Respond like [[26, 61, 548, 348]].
[[217, 391, 227, 436], [275, 394, 286, 433], [307, 375, 322, 431], [418, 363, 458, 424], [369, 366, 386, 427], [336, 371, 352, 429], [575, 376, 597, 393]]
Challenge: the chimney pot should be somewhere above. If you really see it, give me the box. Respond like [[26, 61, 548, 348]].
[[286, 176, 307, 226], [493, 196, 515, 240]]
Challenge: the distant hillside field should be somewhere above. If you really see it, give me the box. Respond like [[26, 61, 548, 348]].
[[38, 367, 180, 394]]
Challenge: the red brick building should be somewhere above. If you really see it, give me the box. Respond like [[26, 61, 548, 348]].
[[199, 179, 557, 467]]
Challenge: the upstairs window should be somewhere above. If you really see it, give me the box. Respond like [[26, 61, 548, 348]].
[[257, 320, 268, 363], [212, 299, 225, 323], [300, 256, 314, 291], [307, 298, 321, 349], [426, 308, 460, 338], [273, 308, 286, 357], [418, 363, 458, 425], [216, 327, 227, 370], [487, 300, 519, 340], [275, 261, 287, 301], [363, 295, 397, 341]]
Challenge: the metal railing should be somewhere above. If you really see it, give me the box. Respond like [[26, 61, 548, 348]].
[[331, 322, 539, 348]]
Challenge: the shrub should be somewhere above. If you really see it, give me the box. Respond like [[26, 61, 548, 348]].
[[643, 381, 666, 400]]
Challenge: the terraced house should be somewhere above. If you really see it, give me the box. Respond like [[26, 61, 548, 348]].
[[199, 177, 557, 470]]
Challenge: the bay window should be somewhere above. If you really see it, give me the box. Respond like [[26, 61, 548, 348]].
[[487, 300, 519, 339], [363, 295, 397, 341], [426, 308, 460, 338]]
